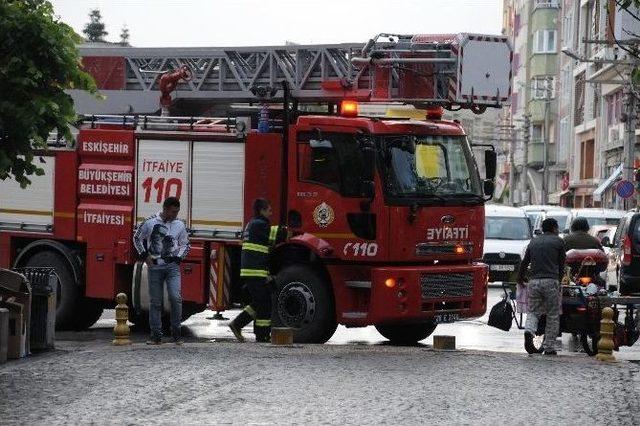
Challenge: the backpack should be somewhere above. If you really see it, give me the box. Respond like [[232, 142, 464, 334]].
[[488, 298, 513, 331]]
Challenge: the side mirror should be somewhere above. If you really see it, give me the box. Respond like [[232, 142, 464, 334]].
[[601, 236, 611, 247], [483, 179, 495, 197], [485, 150, 497, 180]]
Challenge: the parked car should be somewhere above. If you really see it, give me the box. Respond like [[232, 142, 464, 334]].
[[521, 205, 564, 231], [571, 208, 625, 227], [534, 208, 623, 237], [608, 211, 640, 294], [589, 224, 617, 243], [532, 208, 572, 236], [483, 205, 532, 283]]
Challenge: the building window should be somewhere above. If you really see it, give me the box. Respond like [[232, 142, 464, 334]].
[[562, 11, 574, 48], [533, 30, 557, 53], [531, 76, 556, 100], [532, 124, 543, 142], [606, 90, 623, 127], [558, 116, 569, 161], [580, 139, 595, 180]]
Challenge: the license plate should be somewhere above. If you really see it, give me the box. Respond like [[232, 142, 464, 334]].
[[434, 313, 460, 324], [490, 264, 515, 271]]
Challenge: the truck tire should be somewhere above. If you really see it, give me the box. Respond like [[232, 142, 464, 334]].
[[375, 322, 437, 345], [273, 265, 337, 343], [23, 251, 93, 330]]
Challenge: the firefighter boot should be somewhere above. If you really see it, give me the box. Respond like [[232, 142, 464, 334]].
[[229, 307, 255, 343], [254, 319, 272, 343]]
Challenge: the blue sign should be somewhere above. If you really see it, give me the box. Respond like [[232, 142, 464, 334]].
[[617, 180, 635, 199]]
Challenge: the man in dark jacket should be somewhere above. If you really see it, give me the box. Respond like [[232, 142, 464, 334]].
[[563, 217, 604, 251], [517, 217, 566, 355], [229, 198, 286, 343]]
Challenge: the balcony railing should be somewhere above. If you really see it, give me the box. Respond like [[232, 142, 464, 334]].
[[533, 0, 559, 9]]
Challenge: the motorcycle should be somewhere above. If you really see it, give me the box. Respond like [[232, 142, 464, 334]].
[[526, 249, 638, 355]]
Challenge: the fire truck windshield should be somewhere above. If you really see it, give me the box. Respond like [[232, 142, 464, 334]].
[[379, 134, 482, 204]]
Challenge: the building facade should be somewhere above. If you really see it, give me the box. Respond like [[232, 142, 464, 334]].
[[505, 0, 561, 206], [504, 0, 640, 208]]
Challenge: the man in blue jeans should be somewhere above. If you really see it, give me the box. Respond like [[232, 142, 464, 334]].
[[133, 197, 190, 345]]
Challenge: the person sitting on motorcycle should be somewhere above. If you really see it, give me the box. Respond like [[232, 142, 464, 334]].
[[563, 217, 604, 251], [563, 216, 607, 291]]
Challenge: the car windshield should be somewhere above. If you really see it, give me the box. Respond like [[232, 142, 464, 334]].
[[379, 134, 482, 202], [583, 217, 621, 227], [546, 213, 570, 231], [526, 212, 541, 226], [485, 216, 531, 240]]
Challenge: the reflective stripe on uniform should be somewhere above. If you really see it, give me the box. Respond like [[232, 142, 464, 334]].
[[243, 305, 257, 318], [242, 242, 269, 253], [240, 268, 269, 277], [255, 319, 271, 327], [269, 225, 278, 245]]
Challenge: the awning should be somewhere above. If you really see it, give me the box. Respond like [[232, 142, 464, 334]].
[[548, 189, 571, 204], [593, 163, 624, 202]]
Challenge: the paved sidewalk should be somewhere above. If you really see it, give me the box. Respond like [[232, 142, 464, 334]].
[[1, 336, 639, 425]]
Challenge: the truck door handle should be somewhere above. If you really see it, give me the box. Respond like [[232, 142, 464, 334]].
[[96, 254, 104, 261], [184, 265, 193, 274]]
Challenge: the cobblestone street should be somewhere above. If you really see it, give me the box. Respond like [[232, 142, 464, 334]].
[[2, 332, 640, 425]]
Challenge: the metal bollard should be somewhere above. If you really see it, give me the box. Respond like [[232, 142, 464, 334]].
[[113, 293, 131, 346], [596, 307, 616, 362]]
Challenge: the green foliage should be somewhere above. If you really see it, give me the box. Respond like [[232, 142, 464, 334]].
[[83, 9, 108, 42], [0, 0, 97, 187]]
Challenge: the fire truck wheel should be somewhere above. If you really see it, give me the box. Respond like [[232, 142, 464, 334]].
[[24, 250, 82, 330], [273, 265, 337, 344], [375, 322, 437, 345]]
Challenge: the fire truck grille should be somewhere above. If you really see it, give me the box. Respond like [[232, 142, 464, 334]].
[[420, 273, 473, 299], [415, 244, 473, 256]]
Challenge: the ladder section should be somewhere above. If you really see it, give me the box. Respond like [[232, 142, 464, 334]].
[[78, 33, 511, 111], [80, 43, 369, 102]]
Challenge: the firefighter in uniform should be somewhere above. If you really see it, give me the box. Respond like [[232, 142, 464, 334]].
[[229, 198, 286, 342]]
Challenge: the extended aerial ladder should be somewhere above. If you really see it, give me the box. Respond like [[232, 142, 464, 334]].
[[76, 33, 512, 115]]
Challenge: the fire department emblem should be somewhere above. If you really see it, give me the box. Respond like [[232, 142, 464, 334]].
[[313, 202, 335, 228], [499, 252, 506, 259]]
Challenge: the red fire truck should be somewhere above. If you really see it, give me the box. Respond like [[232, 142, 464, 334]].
[[0, 33, 512, 343]]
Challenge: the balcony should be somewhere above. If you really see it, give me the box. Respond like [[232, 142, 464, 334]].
[[527, 140, 556, 167]]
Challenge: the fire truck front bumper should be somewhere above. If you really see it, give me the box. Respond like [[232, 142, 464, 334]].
[[360, 263, 488, 326]]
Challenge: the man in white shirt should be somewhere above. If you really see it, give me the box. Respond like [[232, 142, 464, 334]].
[[133, 197, 190, 345]]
